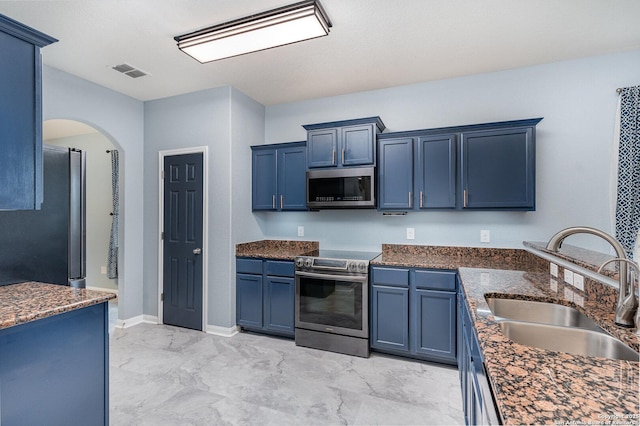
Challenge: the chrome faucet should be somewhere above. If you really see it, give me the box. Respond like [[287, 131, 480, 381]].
[[546, 226, 634, 327], [597, 258, 638, 328]]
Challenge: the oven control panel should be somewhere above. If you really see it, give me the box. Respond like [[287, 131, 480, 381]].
[[295, 256, 369, 275]]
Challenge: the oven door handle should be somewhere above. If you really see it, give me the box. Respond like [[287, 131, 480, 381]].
[[295, 270, 368, 283]]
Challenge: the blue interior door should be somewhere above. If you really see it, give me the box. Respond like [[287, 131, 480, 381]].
[[163, 153, 204, 330]]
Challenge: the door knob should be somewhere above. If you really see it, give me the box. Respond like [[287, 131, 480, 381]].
[[193, 248, 202, 255]]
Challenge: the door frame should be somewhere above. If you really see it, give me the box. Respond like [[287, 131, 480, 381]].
[[157, 146, 209, 331]]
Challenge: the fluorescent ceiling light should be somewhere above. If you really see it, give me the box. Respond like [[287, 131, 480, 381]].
[[175, 0, 332, 63]]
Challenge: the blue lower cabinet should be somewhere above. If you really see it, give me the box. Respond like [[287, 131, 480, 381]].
[[413, 289, 457, 363], [370, 266, 457, 364], [235, 258, 295, 338], [236, 273, 263, 329], [0, 303, 109, 425], [458, 289, 500, 425], [264, 275, 295, 334], [371, 285, 410, 352]]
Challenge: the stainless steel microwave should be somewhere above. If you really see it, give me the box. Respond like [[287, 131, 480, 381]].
[[306, 167, 375, 209]]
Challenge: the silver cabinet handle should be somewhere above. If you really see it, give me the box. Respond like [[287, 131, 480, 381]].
[[280, 195, 283, 209], [332, 149, 335, 165], [272, 194, 276, 209], [408, 192, 412, 208], [342, 149, 345, 164], [420, 191, 424, 208], [193, 248, 202, 255], [463, 189, 468, 208]]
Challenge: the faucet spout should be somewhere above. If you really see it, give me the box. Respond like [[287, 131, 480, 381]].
[[598, 258, 639, 328], [546, 226, 632, 327]]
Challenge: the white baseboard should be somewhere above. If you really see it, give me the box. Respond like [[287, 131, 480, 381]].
[[206, 324, 239, 337], [116, 314, 158, 329], [115, 316, 238, 337]]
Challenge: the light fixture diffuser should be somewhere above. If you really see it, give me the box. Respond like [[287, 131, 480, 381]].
[[175, 0, 332, 63]]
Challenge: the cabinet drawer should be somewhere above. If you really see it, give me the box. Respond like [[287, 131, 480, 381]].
[[264, 260, 294, 277], [372, 267, 409, 287], [414, 269, 456, 291], [236, 258, 263, 275]]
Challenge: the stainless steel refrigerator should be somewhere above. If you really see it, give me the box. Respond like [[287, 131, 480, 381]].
[[0, 145, 86, 287]]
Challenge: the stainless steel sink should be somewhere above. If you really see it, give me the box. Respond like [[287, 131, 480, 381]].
[[486, 297, 603, 331], [498, 320, 640, 361]]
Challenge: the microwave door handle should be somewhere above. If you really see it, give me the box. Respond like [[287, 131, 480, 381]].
[[296, 270, 367, 283]]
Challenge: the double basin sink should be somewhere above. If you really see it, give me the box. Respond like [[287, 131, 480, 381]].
[[486, 297, 639, 361]]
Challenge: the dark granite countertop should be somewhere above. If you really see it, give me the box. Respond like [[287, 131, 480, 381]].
[[0, 282, 116, 330], [235, 239, 319, 261], [374, 244, 639, 425]]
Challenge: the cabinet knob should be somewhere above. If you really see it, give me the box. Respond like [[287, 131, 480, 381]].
[[193, 248, 202, 255]]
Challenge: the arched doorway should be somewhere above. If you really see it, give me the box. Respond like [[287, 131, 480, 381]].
[[44, 119, 121, 330]]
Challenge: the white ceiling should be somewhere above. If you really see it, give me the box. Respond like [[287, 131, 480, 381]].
[[1, 0, 639, 106]]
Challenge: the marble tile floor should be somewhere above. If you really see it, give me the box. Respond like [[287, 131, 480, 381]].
[[109, 323, 464, 425]]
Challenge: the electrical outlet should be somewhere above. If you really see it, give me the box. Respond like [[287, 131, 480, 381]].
[[297, 226, 304, 237], [406, 227, 415, 240], [480, 229, 490, 243], [564, 269, 574, 285], [100, 266, 107, 275], [550, 262, 558, 278], [573, 273, 584, 291]]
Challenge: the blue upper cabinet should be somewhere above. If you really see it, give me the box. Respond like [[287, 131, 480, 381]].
[[378, 137, 414, 210], [416, 134, 457, 209], [306, 128, 338, 168], [252, 148, 277, 210], [378, 118, 542, 211], [461, 126, 536, 210], [251, 141, 306, 211], [0, 14, 56, 210], [378, 134, 456, 211], [303, 117, 385, 168], [277, 145, 307, 210]]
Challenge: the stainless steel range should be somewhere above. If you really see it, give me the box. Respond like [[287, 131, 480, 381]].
[[294, 250, 380, 358]]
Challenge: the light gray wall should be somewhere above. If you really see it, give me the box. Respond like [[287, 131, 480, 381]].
[[262, 49, 640, 253], [42, 66, 145, 321], [143, 87, 265, 327], [47, 132, 117, 291]]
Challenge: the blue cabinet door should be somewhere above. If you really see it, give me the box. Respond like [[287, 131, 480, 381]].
[[413, 289, 457, 362], [236, 273, 263, 329], [416, 134, 457, 208], [342, 124, 375, 166], [252, 149, 277, 210], [0, 303, 108, 425], [371, 284, 410, 352], [0, 17, 55, 210], [277, 145, 307, 210], [264, 275, 295, 336], [461, 127, 535, 209], [307, 128, 338, 168], [378, 138, 414, 210]]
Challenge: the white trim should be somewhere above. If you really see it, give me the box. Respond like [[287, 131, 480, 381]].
[[206, 324, 240, 337], [115, 314, 159, 329], [87, 286, 119, 295], [158, 146, 209, 331]]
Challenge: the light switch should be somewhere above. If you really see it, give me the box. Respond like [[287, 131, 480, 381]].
[[297, 226, 304, 237], [480, 229, 490, 243]]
